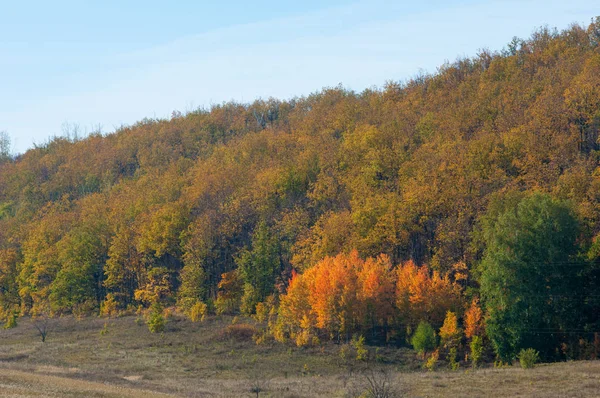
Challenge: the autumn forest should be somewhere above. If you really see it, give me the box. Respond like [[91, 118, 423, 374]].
[[2, 20, 600, 367]]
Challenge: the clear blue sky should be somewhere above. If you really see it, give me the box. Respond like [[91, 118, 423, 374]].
[[1, 0, 597, 153]]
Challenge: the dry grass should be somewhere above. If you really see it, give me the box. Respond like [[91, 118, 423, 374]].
[[0, 315, 598, 397], [0, 367, 171, 397]]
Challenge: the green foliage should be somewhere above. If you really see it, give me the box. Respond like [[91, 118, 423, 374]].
[[424, 350, 439, 372], [339, 343, 351, 363], [411, 321, 437, 356], [3, 311, 17, 329], [479, 193, 581, 362], [236, 221, 281, 315], [177, 262, 206, 312], [351, 335, 368, 361], [470, 336, 484, 368], [448, 347, 460, 370], [146, 302, 166, 333], [518, 348, 540, 369], [0, 21, 599, 367]]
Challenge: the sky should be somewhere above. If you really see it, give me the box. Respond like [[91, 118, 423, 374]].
[[0, 0, 598, 153]]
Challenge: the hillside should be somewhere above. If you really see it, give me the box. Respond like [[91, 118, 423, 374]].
[[1, 19, 600, 366]]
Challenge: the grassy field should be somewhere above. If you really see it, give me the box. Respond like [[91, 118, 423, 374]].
[[0, 314, 598, 397]]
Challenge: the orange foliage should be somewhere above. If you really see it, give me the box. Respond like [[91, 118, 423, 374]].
[[274, 269, 314, 345], [357, 254, 396, 328], [275, 250, 396, 343], [464, 297, 484, 339], [395, 260, 462, 328]]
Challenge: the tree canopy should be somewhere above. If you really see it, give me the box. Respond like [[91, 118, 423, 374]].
[[1, 19, 600, 361]]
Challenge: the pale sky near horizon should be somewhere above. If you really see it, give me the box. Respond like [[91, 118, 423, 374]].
[[0, 0, 598, 153]]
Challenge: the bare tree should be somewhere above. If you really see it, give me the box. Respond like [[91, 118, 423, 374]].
[[248, 369, 269, 398], [0, 131, 11, 163], [61, 121, 81, 142], [347, 367, 403, 398], [33, 312, 52, 343]]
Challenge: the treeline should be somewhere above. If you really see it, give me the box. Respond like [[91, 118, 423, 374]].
[[1, 19, 600, 363]]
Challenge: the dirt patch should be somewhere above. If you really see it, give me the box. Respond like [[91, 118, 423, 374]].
[[124, 375, 144, 382]]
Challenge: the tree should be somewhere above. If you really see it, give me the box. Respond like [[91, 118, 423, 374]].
[[275, 251, 395, 344], [237, 221, 281, 315], [134, 266, 172, 305], [214, 270, 243, 315], [177, 261, 206, 312], [395, 260, 462, 329], [357, 254, 395, 336], [273, 269, 314, 345], [0, 131, 11, 163], [439, 311, 462, 350], [49, 229, 104, 313], [411, 321, 437, 357], [464, 298, 484, 340], [104, 226, 145, 306], [479, 192, 582, 361], [0, 249, 20, 316]]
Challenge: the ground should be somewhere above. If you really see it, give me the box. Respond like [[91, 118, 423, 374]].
[[0, 315, 598, 397]]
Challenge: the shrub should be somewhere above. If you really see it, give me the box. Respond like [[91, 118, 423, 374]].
[[470, 336, 484, 368], [72, 300, 97, 319], [361, 368, 400, 398], [411, 321, 437, 357], [220, 323, 258, 342], [448, 347, 460, 370], [99, 322, 112, 336], [439, 311, 462, 349], [424, 350, 439, 371], [254, 301, 269, 323], [215, 296, 239, 315], [146, 302, 166, 333], [518, 348, 539, 369], [252, 329, 272, 345], [100, 293, 118, 318], [188, 301, 207, 322], [352, 335, 368, 361], [162, 306, 175, 320], [3, 312, 17, 329], [339, 343, 352, 363], [294, 328, 320, 347], [254, 295, 276, 324]]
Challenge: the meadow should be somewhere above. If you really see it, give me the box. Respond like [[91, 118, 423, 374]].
[[0, 315, 598, 397]]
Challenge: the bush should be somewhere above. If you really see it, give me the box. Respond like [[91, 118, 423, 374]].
[[72, 300, 97, 319], [411, 321, 437, 356], [352, 335, 368, 361], [339, 343, 352, 363], [361, 369, 400, 398], [100, 293, 118, 318], [254, 301, 269, 323], [448, 347, 459, 370], [470, 336, 484, 368], [518, 348, 539, 369], [215, 296, 239, 315], [424, 350, 439, 371], [3, 312, 17, 329], [240, 283, 260, 316], [188, 301, 207, 322], [219, 323, 258, 342], [146, 302, 166, 333]]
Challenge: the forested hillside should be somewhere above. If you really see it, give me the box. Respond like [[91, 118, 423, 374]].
[[2, 20, 600, 364]]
